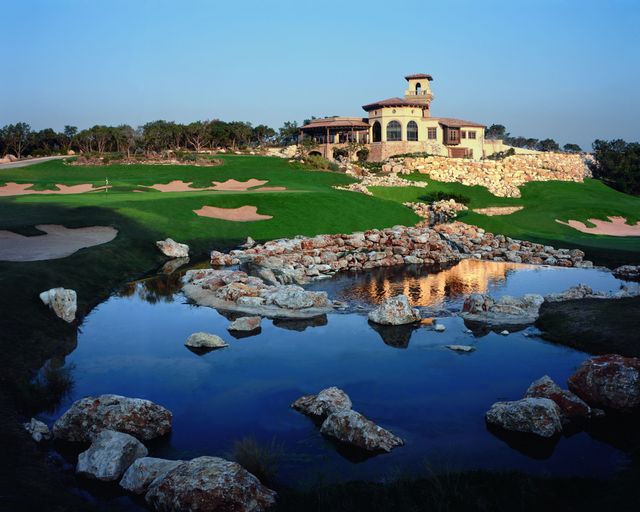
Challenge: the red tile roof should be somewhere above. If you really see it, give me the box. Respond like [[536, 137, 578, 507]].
[[405, 73, 433, 81], [361, 97, 428, 112], [300, 117, 369, 130], [436, 117, 486, 128]]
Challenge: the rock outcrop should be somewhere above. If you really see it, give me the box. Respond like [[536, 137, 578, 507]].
[[368, 295, 421, 325], [613, 265, 640, 281], [568, 355, 640, 411], [184, 332, 228, 349], [525, 375, 592, 425], [53, 394, 172, 442], [291, 386, 352, 420], [320, 410, 404, 452], [23, 418, 51, 442], [403, 199, 468, 224], [156, 238, 189, 258], [145, 456, 276, 512], [39, 287, 77, 323], [485, 398, 563, 438], [228, 316, 262, 332], [76, 430, 148, 481], [120, 457, 184, 495], [461, 293, 544, 327]]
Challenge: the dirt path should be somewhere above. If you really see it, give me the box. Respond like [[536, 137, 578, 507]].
[[0, 155, 70, 169]]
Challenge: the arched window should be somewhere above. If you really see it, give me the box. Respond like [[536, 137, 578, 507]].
[[415, 82, 422, 94], [407, 121, 418, 141], [372, 121, 381, 142], [386, 121, 402, 141]]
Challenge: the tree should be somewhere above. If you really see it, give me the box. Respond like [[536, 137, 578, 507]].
[[208, 120, 230, 148], [91, 125, 113, 154], [141, 120, 176, 153], [252, 124, 276, 145], [563, 143, 582, 153], [590, 139, 640, 195], [536, 138, 560, 152], [185, 121, 211, 152], [113, 125, 137, 157], [485, 124, 508, 140], [2, 122, 31, 158], [278, 121, 299, 145], [63, 125, 78, 152], [227, 121, 253, 149]]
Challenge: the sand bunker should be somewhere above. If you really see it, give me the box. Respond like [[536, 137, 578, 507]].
[[473, 206, 524, 216], [556, 216, 640, 236], [253, 186, 287, 192], [0, 224, 118, 262], [0, 182, 110, 196], [145, 178, 270, 193], [193, 205, 272, 222]]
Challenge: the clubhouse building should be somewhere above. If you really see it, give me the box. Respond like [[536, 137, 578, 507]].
[[299, 74, 486, 161]]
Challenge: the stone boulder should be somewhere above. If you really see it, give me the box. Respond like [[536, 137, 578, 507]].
[[120, 457, 183, 495], [53, 394, 172, 442], [228, 316, 261, 332], [568, 354, 640, 411], [265, 286, 330, 310], [145, 456, 276, 512], [525, 375, 591, 425], [613, 265, 640, 281], [544, 284, 599, 302], [23, 418, 51, 442], [485, 398, 563, 438], [39, 287, 77, 323], [184, 332, 228, 349], [77, 430, 148, 481], [368, 295, 421, 325], [320, 410, 404, 452], [461, 293, 544, 327], [291, 387, 352, 420], [446, 345, 475, 353], [156, 238, 189, 258]]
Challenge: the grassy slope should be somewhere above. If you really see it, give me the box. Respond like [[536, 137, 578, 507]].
[[371, 175, 640, 266]]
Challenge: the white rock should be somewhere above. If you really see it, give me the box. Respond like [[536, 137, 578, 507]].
[[368, 295, 421, 325], [39, 287, 77, 323], [228, 316, 261, 332], [156, 238, 189, 258], [77, 430, 148, 481], [485, 398, 563, 438], [320, 409, 404, 452], [446, 344, 475, 353], [501, 330, 510, 336], [435, 324, 446, 332], [184, 332, 228, 349], [23, 418, 51, 442], [120, 457, 183, 494], [291, 387, 352, 419]]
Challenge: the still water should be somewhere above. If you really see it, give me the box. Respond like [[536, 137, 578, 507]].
[[41, 260, 639, 505]]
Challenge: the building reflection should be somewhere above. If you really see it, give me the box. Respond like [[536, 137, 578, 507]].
[[338, 259, 535, 307]]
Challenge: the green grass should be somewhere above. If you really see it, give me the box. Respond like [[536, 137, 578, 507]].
[[371, 174, 640, 266]]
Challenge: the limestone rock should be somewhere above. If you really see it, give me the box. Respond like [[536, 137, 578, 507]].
[[120, 457, 183, 494], [613, 265, 640, 281], [368, 295, 420, 325], [228, 316, 261, 332], [485, 398, 563, 438], [525, 375, 591, 425], [291, 387, 352, 420], [77, 430, 148, 481], [461, 293, 544, 326], [184, 332, 228, 349], [39, 287, 77, 323], [156, 238, 189, 258], [446, 345, 475, 353], [320, 409, 404, 452], [145, 456, 276, 512], [567, 354, 640, 411], [53, 394, 172, 442], [266, 286, 330, 310], [23, 418, 51, 442]]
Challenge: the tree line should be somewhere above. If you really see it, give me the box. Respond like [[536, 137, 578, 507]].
[[485, 124, 582, 153], [0, 120, 310, 159]]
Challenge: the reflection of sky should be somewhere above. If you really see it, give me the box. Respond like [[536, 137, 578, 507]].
[[42, 261, 636, 500]]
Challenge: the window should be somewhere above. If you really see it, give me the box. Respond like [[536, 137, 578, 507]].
[[407, 121, 418, 141], [468, 131, 476, 139], [386, 121, 402, 141], [461, 131, 467, 139], [427, 127, 437, 140], [416, 82, 422, 94], [372, 121, 381, 142]]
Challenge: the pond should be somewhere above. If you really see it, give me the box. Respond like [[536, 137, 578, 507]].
[[39, 260, 640, 509]]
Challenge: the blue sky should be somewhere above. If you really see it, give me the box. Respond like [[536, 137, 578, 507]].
[[1, 0, 639, 149]]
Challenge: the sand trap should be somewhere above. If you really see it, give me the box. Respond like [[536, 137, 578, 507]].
[[144, 178, 269, 193], [0, 182, 110, 196], [0, 224, 118, 261], [556, 216, 640, 236], [193, 205, 272, 222], [473, 206, 524, 216], [253, 186, 287, 192]]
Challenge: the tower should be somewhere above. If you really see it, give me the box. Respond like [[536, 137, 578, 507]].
[[404, 73, 434, 105]]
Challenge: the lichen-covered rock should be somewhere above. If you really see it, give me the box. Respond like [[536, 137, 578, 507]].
[[567, 355, 640, 411], [485, 397, 563, 438], [145, 456, 276, 512], [320, 409, 404, 452], [156, 238, 189, 258], [77, 430, 148, 481], [53, 394, 172, 442], [525, 375, 591, 425], [461, 293, 543, 326], [368, 295, 420, 325], [184, 332, 228, 349], [23, 418, 51, 442], [120, 457, 184, 494], [265, 286, 330, 310], [228, 316, 262, 332], [292, 387, 352, 420], [613, 265, 640, 281], [39, 287, 77, 323]]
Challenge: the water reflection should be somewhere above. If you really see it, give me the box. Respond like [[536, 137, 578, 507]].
[[118, 273, 184, 304], [335, 259, 533, 307]]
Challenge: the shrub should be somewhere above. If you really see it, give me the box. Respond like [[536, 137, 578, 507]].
[[332, 148, 348, 160], [590, 139, 640, 195], [419, 191, 471, 204], [356, 148, 369, 162], [486, 148, 516, 160], [361, 161, 384, 173], [304, 154, 340, 172], [390, 151, 433, 158], [231, 437, 284, 486]]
